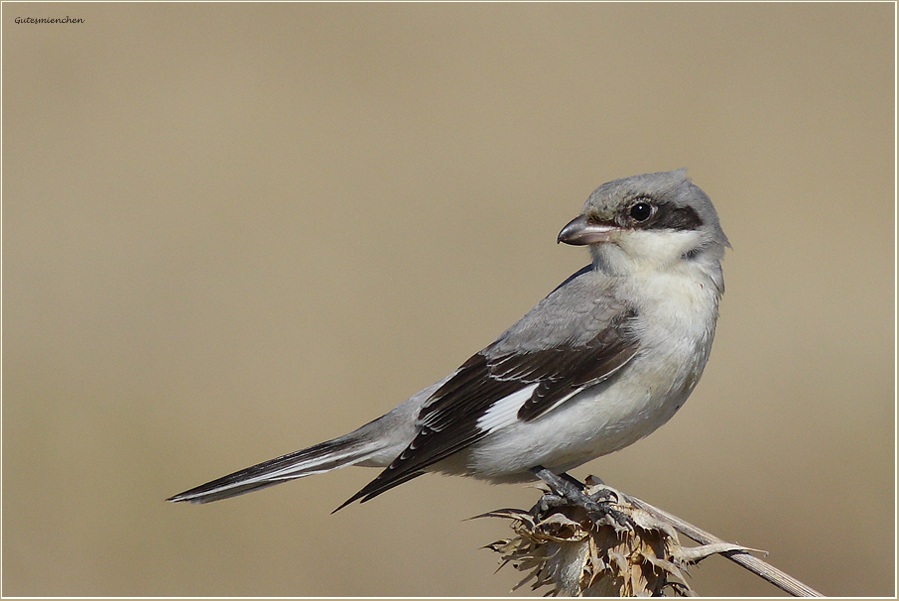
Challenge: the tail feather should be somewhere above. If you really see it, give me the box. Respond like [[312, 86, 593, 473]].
[[167, 435, 379, 504]]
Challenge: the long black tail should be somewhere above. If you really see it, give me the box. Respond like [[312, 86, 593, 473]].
[[167, 434, 381, 504]]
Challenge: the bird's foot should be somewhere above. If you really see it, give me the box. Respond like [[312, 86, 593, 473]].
[[531, 466, 633, 530]]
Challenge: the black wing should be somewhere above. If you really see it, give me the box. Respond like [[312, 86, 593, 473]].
[[337, 307, 639, 508]]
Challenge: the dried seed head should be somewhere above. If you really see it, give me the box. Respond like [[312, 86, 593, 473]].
[[480, 479, 743, 597]]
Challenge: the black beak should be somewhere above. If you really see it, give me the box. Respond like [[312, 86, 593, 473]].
[[557, 215, 619, 245]]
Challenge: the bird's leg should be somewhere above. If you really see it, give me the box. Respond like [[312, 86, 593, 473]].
[[558, 470, 587, 487], [532, 467, 613, 504], [530, 490, 566, 515], [556, 472, 615, 502], [530, 466, 632, 529]]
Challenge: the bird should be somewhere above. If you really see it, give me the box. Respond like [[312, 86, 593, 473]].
[[168, 169, 729, 510]]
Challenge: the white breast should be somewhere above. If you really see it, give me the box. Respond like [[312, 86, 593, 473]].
[[448, 260, 723, 482]]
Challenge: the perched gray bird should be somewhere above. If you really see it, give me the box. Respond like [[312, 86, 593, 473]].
[[169, 169, 729, 509]]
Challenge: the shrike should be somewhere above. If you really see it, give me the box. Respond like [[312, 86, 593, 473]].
[[169, 169, 729, 509]]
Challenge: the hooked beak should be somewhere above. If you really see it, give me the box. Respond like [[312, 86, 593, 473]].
[[557, 215, 619, 245]]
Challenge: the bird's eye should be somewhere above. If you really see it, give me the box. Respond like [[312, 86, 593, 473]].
[[629, 201, 654, 223]]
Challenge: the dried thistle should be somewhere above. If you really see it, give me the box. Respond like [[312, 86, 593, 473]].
[[480, 478, 751, 597]]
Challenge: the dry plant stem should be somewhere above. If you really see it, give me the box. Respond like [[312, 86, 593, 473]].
[[626, 495, 823, 597]]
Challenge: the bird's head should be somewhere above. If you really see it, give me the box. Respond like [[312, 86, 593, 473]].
[[558, 169, 729, 277]]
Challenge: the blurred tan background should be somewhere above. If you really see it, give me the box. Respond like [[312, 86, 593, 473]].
[[3, 2, 894, 597]]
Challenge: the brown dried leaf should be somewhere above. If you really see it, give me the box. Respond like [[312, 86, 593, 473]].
[[481, 478, 755, 596]]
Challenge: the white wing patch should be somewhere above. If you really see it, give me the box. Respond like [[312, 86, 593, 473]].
[[476, 384, 539, 433]]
